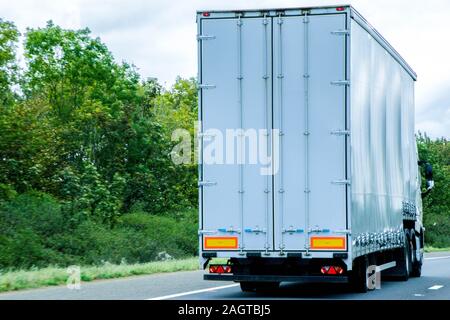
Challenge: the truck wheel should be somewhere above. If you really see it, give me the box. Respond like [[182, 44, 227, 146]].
[[239, 282, 279, 292], [255, 282, 280, 291], [240, 282, 256, 292], [411, 234, 423, 277], [397, 235, 412, 281], [350, 255, 369, 293]]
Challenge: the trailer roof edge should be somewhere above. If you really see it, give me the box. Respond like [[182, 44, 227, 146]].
[[349, 7, 417, 81], [196, 4, 417, 81]]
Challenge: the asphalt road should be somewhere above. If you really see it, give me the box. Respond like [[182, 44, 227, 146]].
[[0, 252, 449, 300]]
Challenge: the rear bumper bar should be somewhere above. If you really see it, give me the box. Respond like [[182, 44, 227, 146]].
[[204, 274, 349, 283]]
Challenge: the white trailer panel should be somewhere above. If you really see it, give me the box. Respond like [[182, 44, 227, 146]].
[[198, 5, 420, 269], [349, 17, 420, 258], [272, 14, 347, 252], [200, 17, 274, 251]]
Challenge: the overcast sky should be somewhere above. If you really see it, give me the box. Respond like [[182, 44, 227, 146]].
[[1, 0, 449, 138]]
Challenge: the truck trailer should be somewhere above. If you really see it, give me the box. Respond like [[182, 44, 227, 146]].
[[197, 5, 426, 292]]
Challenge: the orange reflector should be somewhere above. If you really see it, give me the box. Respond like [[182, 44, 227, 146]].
[[204, 237, 238, 249], [310, 236, 346, 250]]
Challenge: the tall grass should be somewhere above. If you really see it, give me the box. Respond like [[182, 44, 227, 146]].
[[0, 257, 198, 293]]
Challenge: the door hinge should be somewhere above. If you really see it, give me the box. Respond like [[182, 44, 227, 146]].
[[198, 229, 217, 235], [331, 80, 350, 86], [283, 226, 304, 234], [198, 84, 216, 90], [334, 229, 352, 235], [198, 180, 217, 187], [331, 179, 351, 185], [331, 129, 350, 136], [198, 132, 217, 139], [217, 227, 241, 234], [308, 227, 331, 233], [197, 34, 216, 41], [331, 29, 350, 36], [244, 227, 266, 234]]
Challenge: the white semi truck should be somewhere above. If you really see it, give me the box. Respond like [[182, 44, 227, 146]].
[[197, 5, 429, 292]]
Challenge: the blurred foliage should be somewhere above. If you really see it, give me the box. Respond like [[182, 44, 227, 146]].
[[0, 192, 197, 268], [0, 20, 198, 269], [417, 132, 450, 247]]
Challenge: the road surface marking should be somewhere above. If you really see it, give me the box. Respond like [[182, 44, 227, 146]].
[[414, 294, 425, 297], [147, 254, 448, 300], [148, 284, 240, 300], [428, 285, 444, 290], [424, 256, 450, 261]]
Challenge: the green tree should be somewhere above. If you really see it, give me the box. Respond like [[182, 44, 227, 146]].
[[417, 132, 450, 247], [0, 99, 59, 195], [0, 19, 19, 106]]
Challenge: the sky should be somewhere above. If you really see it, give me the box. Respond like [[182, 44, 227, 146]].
[[1, 0, 449, 138]]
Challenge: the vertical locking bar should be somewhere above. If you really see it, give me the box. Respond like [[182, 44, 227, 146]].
[[236, 15, 245, 254], [303, 12, 311, 256], [277, 13, 285, 254], [262, 14, 270, 255]]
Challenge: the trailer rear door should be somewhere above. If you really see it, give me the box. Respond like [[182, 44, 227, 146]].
[[272, 14, 348, 252], [199, 13, 348, 253], [200, 16, 273, 252]]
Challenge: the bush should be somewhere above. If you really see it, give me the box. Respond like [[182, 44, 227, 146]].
[[417, 134, 450, 247], [0, 192, 198, 270]]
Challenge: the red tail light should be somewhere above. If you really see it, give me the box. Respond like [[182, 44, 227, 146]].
[[328, 266, 337, 275], [209, 265, 232, 274], [209, 265, 217, 273], [320, 266, 329, 274], [334, 266, 344, 274], [321, 266, 344, 275]]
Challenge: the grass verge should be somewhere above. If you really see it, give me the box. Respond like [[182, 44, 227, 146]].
[[424, 246, 450, 253], [0, 257, 198, 293]]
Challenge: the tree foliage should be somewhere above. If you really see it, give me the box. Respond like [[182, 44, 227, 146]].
[[417, 132, 450, 247], [0, 19, 19, 106], [0, 21, 198, 269]]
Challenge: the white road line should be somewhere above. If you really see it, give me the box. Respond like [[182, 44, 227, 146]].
[[428, 285, 444, 290], [414, 294, 425, 297], [424, 255, 450, 261], [147, 284, 240, 300], [147, 254, 449, 300]]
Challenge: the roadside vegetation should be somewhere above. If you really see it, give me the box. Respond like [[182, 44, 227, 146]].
[[0, 18, 448, 289], [0, 20, 198, 270], [417, 133, 450, 248], [0, 257, 198, 292], [424, 246, 450, 253]]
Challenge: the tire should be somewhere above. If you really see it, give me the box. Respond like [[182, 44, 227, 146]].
[[255, 282, 280, 291], [239, 281, 279, 292], [411, 256, 422, 277], [411, 234, 423, 277], [350, 255, 369, 293], [240, 282, 256, 292], [397, 233, 412, 281]]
